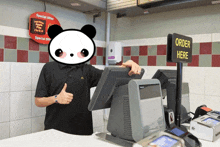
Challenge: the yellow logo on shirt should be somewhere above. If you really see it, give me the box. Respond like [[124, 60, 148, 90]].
[[81, 77, 84, 79]]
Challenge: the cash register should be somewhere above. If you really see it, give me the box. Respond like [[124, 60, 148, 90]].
[[190, 105, 220, 142], [88, 67, 185, 147]]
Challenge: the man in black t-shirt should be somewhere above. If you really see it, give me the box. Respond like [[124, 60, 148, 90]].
[[35, 60, 141, 135]]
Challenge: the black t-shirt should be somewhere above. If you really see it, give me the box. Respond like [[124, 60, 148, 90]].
[[35, 61, 103, 135]]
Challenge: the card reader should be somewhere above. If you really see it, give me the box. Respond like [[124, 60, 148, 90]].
[[190, 115, 220, 142], [192, 105, 211, 120], [135, 131, 185, 147], [166, 126, 201, 147], [164, 108, 175, 129]]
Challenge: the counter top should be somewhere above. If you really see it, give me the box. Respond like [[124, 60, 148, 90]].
[[1, 129, 220, 147], [0, 129, 121, 147]]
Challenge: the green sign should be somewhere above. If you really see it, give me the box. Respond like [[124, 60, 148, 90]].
[[167, 33, 193, 63]]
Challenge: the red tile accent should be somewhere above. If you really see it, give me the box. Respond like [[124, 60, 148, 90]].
[[4, 36, 17, 49], [97, 47, 103, 56], [17, 50, 28, 62], [0, 49, 3, 61], [166, 62, 176, 66], [29, 39, 39, 51], [212, 55, 220, 67], [103, 57, 106, 65], [139, 46, 148, 55], [123, 47, 131, 56], [148, 56, 156, 66], [200, 42, 212, 54], [157, 45, 167, 55], [39, 52, 49, 63], [188, 55, 199, 66], [131, 56, 139, 64], [90, 56, 96, 65]]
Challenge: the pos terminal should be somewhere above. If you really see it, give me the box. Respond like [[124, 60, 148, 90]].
[[88, 67, 185, 147], [190, 115, 220, 142]]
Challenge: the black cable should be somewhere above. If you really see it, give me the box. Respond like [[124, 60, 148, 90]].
[[187, 112, 195, 115], [44, 0, 46, 12]]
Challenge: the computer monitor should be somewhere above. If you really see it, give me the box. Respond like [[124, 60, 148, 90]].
[[151, 69, 177, 89], [89, 67, 166, 142], [88, 67, 145, 111]]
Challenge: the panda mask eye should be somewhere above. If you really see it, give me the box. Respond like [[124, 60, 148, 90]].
[[55, 49, 63, 57], [80, 48, 89, 57]]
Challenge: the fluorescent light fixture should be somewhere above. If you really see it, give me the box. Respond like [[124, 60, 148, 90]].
[[71, 3, 81, 6], [212, 0, 220, 4]]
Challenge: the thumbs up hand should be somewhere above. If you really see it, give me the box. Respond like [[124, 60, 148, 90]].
[[57, 83, 74, 104]]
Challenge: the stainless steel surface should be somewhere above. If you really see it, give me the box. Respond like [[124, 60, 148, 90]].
[[107, 0, 217, 17], [37, 0, 106, 14], [37, 0, 218, 17]]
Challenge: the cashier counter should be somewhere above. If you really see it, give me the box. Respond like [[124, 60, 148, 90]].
[[1, 68, 220, 147], [0, 126, 220, 147]]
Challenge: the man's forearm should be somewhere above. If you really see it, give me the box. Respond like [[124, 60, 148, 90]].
[[35, 95, 56, 107]]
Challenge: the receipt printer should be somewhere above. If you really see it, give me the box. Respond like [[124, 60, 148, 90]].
[[190, 115, 220, 142]]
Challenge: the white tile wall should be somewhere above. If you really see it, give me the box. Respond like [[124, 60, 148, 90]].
[[183, 67, 205, 95], [31, 116, 45, 133], [103, 119, 109, 133], [0, 62, 10, 92], [90, 87, 96, 100], [10, 91, 31, 121], [92, 110, 104, 128], [31, 63, 45, 91], [10, 118, 32, 138], [204, 95, 220, 111], [189, 94, 205, 113], [188, 34, 212, 43], [0, 122, 10, 140], [10, 63, 31, 91], [0, 92, 10, 122], [31, 91, 46, 117], [94, 126, 105, 133], [1, 61, 220, 141], [212, 33, 220, 42], [204, 67, 220, 96]]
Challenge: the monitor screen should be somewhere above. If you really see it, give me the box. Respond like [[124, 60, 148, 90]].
[[151, 135, 178, 147], [203, 118, 220, 126], [170, 128, 185, 137], [152, 70, 177, 89], [88, 67, 144, 111]]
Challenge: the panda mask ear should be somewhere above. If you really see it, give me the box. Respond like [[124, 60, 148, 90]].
[[48, 25, 63, 39], [81, 24, 96, 39]]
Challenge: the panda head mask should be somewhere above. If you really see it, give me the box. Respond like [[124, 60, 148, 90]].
[[47, 24, 96, 65]]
